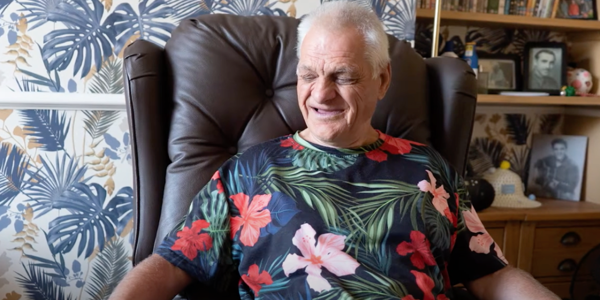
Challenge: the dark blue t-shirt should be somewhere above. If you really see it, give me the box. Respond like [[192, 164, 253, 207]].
[[156, 131, 507, 300]]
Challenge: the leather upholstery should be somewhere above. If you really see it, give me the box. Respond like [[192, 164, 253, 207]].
[[123, 14, 477, 299]]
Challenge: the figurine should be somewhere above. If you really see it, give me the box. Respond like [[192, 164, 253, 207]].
[[561, 85, 577, 96], [567, 68, 593, 94]]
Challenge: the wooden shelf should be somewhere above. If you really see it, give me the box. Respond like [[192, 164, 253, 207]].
[[479, 198, 600, 222], [477, 94, 600, 105], [416, 8, 600, 32]]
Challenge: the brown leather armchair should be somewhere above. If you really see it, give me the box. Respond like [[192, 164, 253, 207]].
[[123, 14, 477, 300]]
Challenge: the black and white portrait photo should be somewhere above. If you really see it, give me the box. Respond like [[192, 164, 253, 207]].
[[481, 60, 514, 89], [524, 42, 567, 93], [529, 48, 561, 89], [527, 134, 588, 201], [478, 54, 521, 93]]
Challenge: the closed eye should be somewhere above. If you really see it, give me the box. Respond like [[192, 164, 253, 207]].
[[336, 77, 357, 85], [300, 74, 317, 82]]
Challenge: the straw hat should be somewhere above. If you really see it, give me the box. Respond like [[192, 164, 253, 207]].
[[483, 161, 542, 209]]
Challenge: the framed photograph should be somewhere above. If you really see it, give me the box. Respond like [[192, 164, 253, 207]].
[[523, 42, 567, 95], [557, 0, 596, 19], [526, 134, 588, 201], [478, 53, 522, 94]]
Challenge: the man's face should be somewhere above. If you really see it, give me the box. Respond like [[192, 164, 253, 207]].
[[533, 52, 555, 76], [296, 26, 390, 145], [553, 143, 566, 160]]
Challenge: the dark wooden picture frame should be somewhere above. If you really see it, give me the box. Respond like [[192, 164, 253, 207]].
[[523, 42, 568, 95], [557, 0, 597, 20], [477, 53, 522, 94]]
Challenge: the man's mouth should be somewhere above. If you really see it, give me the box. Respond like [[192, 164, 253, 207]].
[[312, 107, 344, 117]]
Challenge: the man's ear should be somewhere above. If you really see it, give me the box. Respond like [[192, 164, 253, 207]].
[[378, 63, 392, 100]]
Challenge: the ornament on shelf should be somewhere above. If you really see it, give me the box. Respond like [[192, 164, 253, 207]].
[[567, 68, 594, 94], [561, 85, 577, 96], [464, 177, 495, 212], [483, 161, 542, 209]]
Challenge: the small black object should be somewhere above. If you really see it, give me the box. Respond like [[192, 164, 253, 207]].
[[464, 177, 495, 212], [570, 243, 600, 300]]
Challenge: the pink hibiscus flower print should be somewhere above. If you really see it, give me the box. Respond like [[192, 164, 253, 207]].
[[241, 264, 273, 296], [281, 137, 304, 150], [282, 224, 360, 293], [463, 205, 508, 264], [230, 193, 272, 247], [411, 270, 435, 300], [211, 171, 224, 194], [418, 170, 452, 221], [171, 219, 213, 260], [396, 231, 436, 269]]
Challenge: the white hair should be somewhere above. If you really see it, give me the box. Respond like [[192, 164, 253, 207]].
[[296, 0, 390, 79]]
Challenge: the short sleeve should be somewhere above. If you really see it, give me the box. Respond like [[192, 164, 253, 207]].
[[155, 168, 237, 291], [447, 172, 508, 285]]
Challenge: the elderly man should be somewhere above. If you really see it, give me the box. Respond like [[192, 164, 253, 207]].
[[111, 2, 559, 299]]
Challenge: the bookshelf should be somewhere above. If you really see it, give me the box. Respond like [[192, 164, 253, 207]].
[[415, 7, 600, 103], [477, 94, 600, 105], [416, 8, 600, 31]]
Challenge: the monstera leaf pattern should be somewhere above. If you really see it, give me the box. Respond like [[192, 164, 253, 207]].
[[42, 0, 115, 78], [106, 0, 175, 55]]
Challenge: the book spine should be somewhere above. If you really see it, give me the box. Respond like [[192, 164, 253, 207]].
[[488, 0, 499, 13], [499, 0, 506, 14], [537, 0, 543, 16], [509, 0, 517, 14], [517, 0, 526, 14], [545, 0, 555, 16], [505, 0, 512, 13], [551, 0, 560, 17]]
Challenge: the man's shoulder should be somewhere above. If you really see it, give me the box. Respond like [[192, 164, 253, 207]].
[[220, 134, 292, 167], [381, 135, 460, 180], [543, 76, 559, 87]]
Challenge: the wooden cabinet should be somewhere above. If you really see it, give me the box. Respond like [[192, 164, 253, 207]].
[[479, 199, 600, 299]]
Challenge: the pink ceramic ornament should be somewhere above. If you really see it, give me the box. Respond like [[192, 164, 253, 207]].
[[567, 68, 593, 94]]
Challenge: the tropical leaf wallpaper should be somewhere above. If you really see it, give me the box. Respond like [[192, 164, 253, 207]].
[[414, 22, 567, 59], [467, 110, 564, 185], [0, 108, 133, 299], [0, 0, 417, 299], [0, 0, 417, 93]]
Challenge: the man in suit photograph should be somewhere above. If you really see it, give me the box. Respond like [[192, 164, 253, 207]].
[[529, 49, 560, 90]]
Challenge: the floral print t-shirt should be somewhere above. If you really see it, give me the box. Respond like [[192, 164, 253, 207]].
[[156, 131, 508, 300]]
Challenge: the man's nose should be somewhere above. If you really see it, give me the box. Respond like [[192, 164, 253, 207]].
[[311, 79, 336, 103]]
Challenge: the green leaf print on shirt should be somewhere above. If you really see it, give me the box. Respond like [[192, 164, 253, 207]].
[[349, 180, 422, 253], [290, 150, 357, 172]]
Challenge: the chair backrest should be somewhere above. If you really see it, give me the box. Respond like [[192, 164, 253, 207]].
[[123, 14, 477, 273]]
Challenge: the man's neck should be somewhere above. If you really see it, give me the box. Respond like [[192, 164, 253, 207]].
[[299, 127, 379, 149]]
